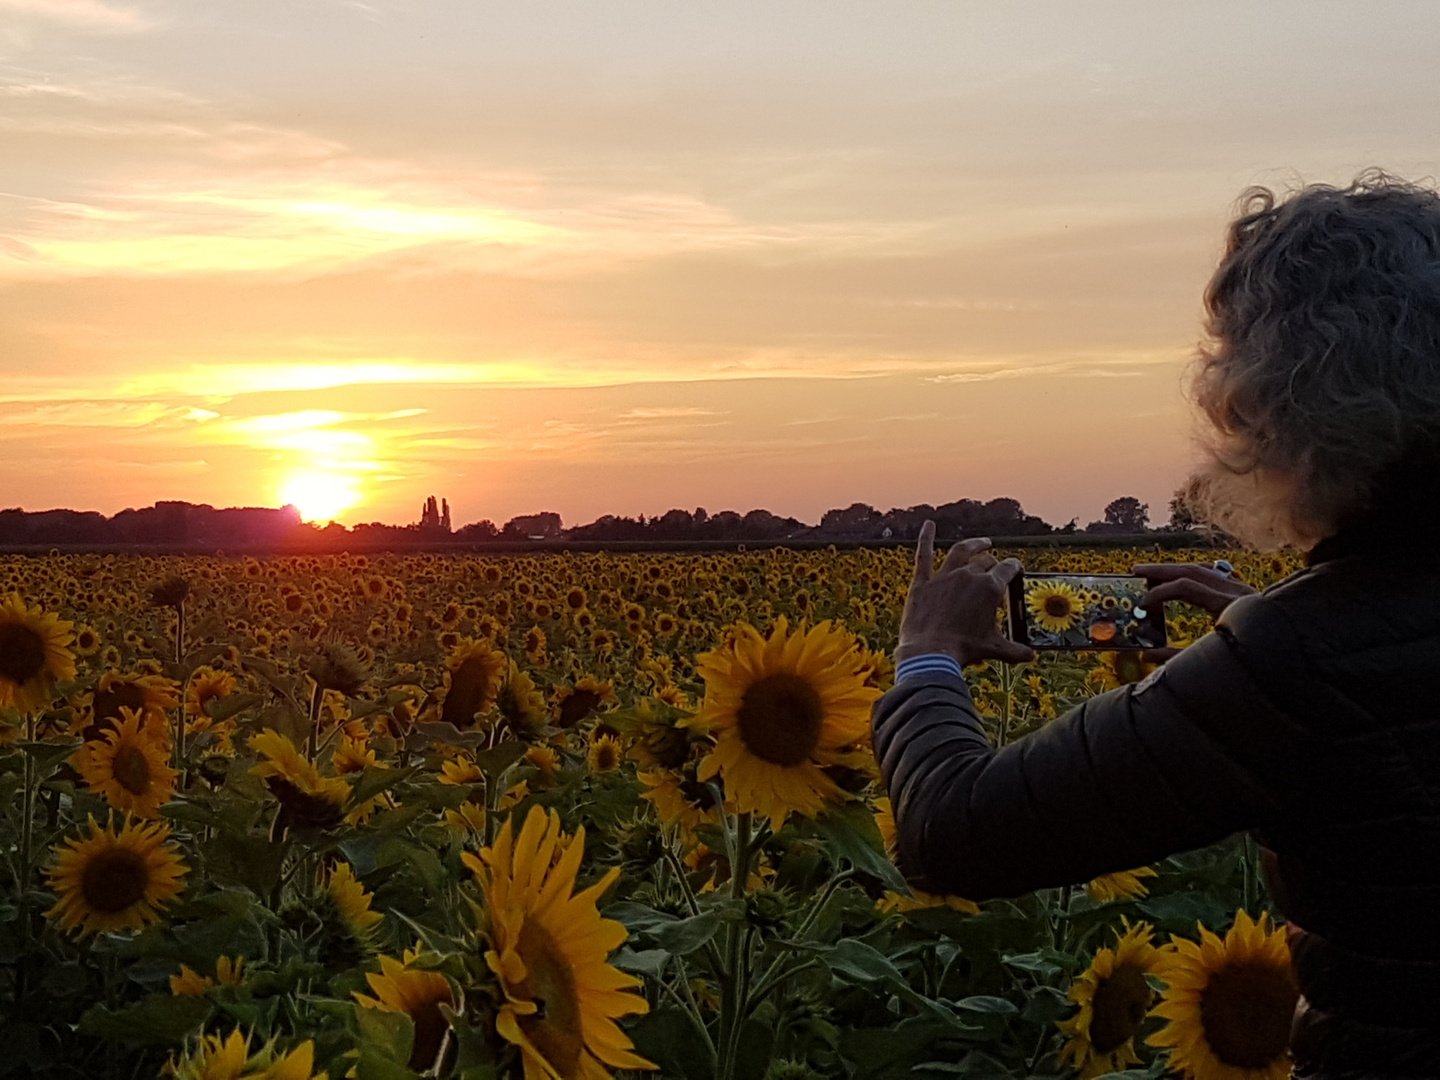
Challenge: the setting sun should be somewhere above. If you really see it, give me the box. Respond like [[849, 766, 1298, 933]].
[[279, 470, 360, 523]]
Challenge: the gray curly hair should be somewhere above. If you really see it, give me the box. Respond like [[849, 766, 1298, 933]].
[[1187, 171, 1440, 549]]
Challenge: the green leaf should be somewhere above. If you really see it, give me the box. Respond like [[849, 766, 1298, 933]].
[[355, 1003, 415, 1066], [348, 765, 420, 809], [628, 1007, 715, 1080], [647, 911, 722, 956], [204, 692, 264, 722], [605, 902, 677, 935], [824, 938, 908, 985], [414, 722, 487, 752], [78, 993, 212, 1045], [812, 803, 908, 892], [951, 996, 1017, 1016], [17, 738, 81, 778], [471, 740, 530, 778], [610, 947, 668, 979]]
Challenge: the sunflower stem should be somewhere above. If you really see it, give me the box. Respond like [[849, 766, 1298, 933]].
[[717, 812, 753, 1080], [305, 679, 324, 762], [18, 713, 35, 900]]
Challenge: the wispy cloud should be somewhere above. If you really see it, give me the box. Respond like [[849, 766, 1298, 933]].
[[0, 0, 148, 32]]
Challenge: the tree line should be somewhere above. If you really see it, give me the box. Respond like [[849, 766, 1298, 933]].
[[0, 492, 1197, 550]]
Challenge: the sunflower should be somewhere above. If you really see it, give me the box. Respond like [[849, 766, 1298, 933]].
[[73, 625, 101, 657], [1088, 652, 1160, 691], [497, 660, 549, 740], [81, 671, 180, 742], [1148, 910, 1298, 1080], [462, 807, 655, 1080], [1087, 866, 1158, 903], [327, 860, 384, 946], [553, 676, 617, 729], [438, 639, 507, 728], [587, 734, 623, 773], [875, 889, 979, 916], [354, 948, 457, 1073], [1026, 581, 1088, 633], [248, 730, 351, 831], [164, 1028, 250, 1080], [170, 956, 245, 996], [185, 666, 237, 720], [0, 594, 75, 714], [1058, 921, 1163, 1079], [638, 768, 723, 838], [616, 697, 697, 771], [46, 815, 187, 936], [691, 618, 881, 830], [73, 707, 177, 818]]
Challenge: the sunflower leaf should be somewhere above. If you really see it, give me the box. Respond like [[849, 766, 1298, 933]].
[[812, 803, 908, 892], [647, 911, 722, 955], [77, 993, 212, 1045]]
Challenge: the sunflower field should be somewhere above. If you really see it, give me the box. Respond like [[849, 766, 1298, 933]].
[[0, 545, 1305, 1080]]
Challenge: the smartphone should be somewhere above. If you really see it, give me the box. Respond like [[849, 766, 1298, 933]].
[[1006, 572, 1167, 650]]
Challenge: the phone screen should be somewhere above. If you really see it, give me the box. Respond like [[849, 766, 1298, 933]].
[[1007, 572, 1167, 650]]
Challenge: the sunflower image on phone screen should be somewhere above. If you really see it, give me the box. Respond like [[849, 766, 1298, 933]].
[[1009, 573, 1166, 650]]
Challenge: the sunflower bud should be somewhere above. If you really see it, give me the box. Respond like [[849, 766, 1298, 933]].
[[307, 643, 369, 697], [147, 576, 190, 609]]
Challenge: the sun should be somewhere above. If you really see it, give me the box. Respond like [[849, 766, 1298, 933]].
[[280, 470, 360, 523]]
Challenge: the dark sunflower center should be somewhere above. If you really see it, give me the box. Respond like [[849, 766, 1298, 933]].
[[80, 847, 150, 913], [514, 920, 584, 1077], [111, 744, 153, 795], [408, 991, 452, 1072], [593, 743, 620, 770], [1199, 960, 1298, 1069], [1088, 964, 1152, 1054], [441, 656, 499, 728], [94, 683, 147, 724], [736, 672, 824, 767], [557, 690, 601, 728], [0, 622, 47, 686], [1043, 595, 1074, 618]]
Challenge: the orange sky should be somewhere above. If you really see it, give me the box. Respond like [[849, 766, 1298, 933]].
[[3, 1, 1439, 527]]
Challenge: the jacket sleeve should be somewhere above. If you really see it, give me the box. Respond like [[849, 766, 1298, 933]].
[[872, 594, 1307, 900]]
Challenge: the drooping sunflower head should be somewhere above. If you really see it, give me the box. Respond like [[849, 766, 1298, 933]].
[[1089, 651, 1160, 691], [1025, 581, 1088, 634], [80, 670, 179, 743], [323, 860, 384, 957], [462, 806, 655, 1080], [0, 594, 75, 714], [692, 618, 881, 830], [438, 639, 507, 728], [496, 660, 549, 741], [1058, 920, 1162, 1080], [73, 706, 177, 819], [1149, 909, 1299, 1080], [248, 729, 351, 832], [1086, 866, 1158, 904], [185, 666, 237, 720], [45, 814, 188, 937], [353, 951, 458, 1073], [553, 675, 617, 729]]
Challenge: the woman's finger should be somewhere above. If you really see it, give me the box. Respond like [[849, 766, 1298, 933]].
[[1143, 577, 1230, 612], [939, 537, 993, 572], [912, 520, 937, 585], [1131, 562, 1234, 585]]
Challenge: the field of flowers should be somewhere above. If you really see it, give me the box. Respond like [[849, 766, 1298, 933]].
[[0, 544, 1305, 1080]]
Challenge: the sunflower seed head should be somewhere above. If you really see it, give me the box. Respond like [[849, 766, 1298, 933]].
[[147, 576, 190, 609]]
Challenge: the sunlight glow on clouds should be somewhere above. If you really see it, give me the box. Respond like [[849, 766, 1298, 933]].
[[3, 2, 1440, 525]]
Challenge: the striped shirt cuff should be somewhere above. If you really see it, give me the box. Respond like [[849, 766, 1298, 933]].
[[894, 653, 963, 683]]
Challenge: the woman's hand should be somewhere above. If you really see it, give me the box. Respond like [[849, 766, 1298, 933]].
[[1131, 561, 1259, 663], [896, 521, 1035, 668]]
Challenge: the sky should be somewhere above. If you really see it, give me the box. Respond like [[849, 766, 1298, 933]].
[[3, 1, 1440, 528]]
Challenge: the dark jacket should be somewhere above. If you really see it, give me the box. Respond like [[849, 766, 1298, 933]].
[[872, 526, 1440, 1076]]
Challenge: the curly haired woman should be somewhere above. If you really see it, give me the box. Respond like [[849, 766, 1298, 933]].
[[875, 172, 1440, 1079]]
